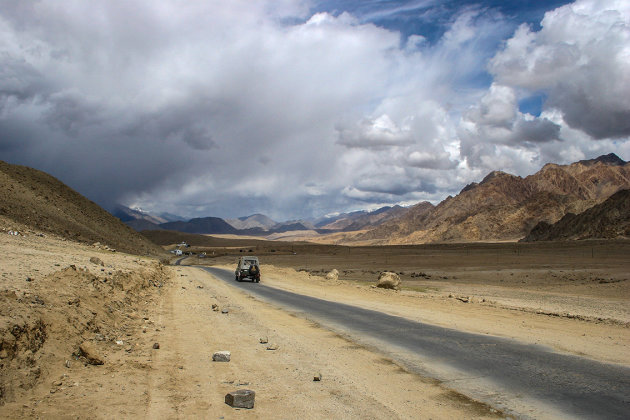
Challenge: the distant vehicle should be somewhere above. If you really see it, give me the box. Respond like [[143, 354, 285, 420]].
[[174, 249, 183, 256], [235, 256, 261, 283]]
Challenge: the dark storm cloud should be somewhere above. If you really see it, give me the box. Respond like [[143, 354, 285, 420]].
[[513, 118, 560, 144], [548, 86, 630, 140]]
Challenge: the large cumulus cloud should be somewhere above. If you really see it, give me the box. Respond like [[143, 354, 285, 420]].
[[458, 0, 630, 177], [488, 0, 630, 139]]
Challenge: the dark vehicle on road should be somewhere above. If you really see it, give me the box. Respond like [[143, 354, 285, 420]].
[[235, 256, 261, 282]]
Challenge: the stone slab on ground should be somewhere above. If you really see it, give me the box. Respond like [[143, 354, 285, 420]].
[[212, 351, 231, 362], [225, 389, 255, 409]]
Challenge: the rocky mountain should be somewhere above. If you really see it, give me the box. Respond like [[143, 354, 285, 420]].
[[0, 161, 165, 256], [359, 154, 630, 244], [158, 217, 239, 235], [125, 219, 161, 232], [522, 189, 630, 241], [113, 205, 168, 225], [124, 207, 398, 236], [317, 205, 409, 231], [226, 214, 277, 230]]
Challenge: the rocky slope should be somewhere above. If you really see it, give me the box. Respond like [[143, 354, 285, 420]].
[[523, 189, 630, 241], [0, 160, 164, 256], [318, 205, 410, 231], [359, 154, 630, 244]]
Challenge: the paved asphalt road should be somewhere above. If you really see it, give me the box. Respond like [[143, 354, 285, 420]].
[[199, 266, 630, 419]]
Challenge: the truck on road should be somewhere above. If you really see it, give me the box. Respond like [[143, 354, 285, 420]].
[[235, 256, 261, 282]]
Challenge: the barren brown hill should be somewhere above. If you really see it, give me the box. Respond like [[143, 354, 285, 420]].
[[320, 205, 410, 231], [358, 154, 630, 244], [0, 160, 164, 256], [523, 189, 630, 241]]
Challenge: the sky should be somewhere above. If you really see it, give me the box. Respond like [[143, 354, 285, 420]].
[[1, 0, 629, 221]]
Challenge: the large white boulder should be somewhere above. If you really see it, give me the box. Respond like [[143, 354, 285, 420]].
[[376, 272, 401, 290], [325, 269, 339, 281]]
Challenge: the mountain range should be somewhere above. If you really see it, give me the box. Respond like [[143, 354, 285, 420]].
[[116, 153, 629, 243], [354, 153, 629, 244], [522, 188, 630, 241], [118, 205, 407, 236]]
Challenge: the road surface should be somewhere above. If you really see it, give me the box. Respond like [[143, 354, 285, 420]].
[[199, 266, 630, 419]]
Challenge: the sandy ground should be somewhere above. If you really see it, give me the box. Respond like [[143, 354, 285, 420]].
[[1, 224, 628, 418], [0, 227, 503, 419]]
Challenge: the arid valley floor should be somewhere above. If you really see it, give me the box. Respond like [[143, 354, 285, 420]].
[[1, 219, 628, 418]]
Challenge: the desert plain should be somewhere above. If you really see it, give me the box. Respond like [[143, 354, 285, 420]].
[[1, 217, 629, 418]]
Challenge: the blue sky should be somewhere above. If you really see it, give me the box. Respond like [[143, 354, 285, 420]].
[[0, 0, 628, 220], [313, 0, 570, 40]]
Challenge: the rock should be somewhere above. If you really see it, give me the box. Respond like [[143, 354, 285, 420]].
[[376, 272, 401, 290], [212, 351, 231, 362], [225, 389, 255, 409], [325, 269, 339, 281], [456, 296, 470, 303], [79, 341, 104, 365], [153, 342, 160, 349], [313, 373, 322, 381], [266, 343, 279, 351], [211, 304, 219, 311], [259, 337, 268, 344], [221, 308, 229, 314], [90, 257, 104, 266]]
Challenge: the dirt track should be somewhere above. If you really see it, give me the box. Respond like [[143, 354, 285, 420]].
[[1, 226, 628, 418]]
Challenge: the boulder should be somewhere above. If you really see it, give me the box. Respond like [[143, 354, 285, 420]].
[[79, 341, 104, 365], [376, 272, 401, 290], [325, 269, 339, 281], [89, 256, 104, 266], [212, 351, 231, 362], [225, 389, 255, 409]]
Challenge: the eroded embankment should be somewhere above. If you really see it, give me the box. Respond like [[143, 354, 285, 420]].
[[0, 262, 169, 405]]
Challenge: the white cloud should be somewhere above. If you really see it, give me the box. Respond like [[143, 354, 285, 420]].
[[489, 0, 630, 139], [458, 0, 629, 178], [336, 115, 414, 149]]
